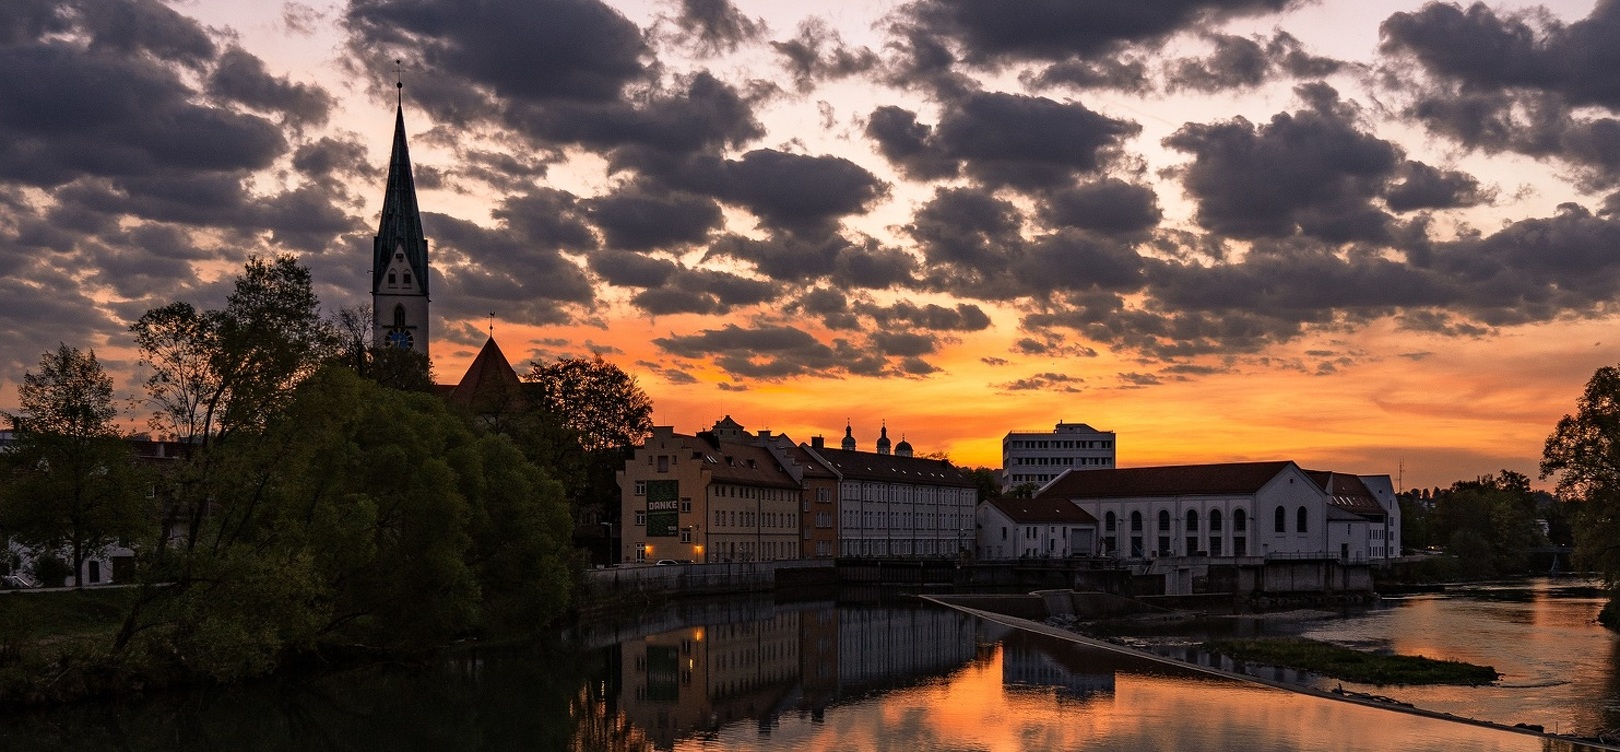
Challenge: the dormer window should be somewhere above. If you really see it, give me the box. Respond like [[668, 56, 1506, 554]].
[[388, 272, 397, 284], [402, 273, 411, 285]]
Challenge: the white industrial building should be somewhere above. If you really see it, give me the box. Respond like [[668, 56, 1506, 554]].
[[1031, 460, 1400, 564], [1001, 422, 1116, 489]]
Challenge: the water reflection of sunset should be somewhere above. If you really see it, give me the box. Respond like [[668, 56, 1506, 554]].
[[673, 641, 1548, 752]]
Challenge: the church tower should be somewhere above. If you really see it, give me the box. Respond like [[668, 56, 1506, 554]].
[[372, 91, 430, 356]]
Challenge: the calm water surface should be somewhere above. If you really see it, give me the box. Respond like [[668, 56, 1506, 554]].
[[1, 584, 1612, 751]]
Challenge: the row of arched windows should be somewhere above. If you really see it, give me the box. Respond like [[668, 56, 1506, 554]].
[[1103, 506, 1307, 534]]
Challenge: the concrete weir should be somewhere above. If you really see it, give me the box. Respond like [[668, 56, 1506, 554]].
[[922, 591, 1618, 752]]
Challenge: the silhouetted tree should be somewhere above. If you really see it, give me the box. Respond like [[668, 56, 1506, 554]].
[[1543, 364, 1620, 626], [1, 344, 150, 587]]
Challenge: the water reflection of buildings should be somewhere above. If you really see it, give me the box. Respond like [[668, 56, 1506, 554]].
[[1000, 634, 1115, 699], [613, 605, 992, 750]]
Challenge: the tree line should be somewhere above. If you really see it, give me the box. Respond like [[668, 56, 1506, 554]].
[[0, 255, 650, 690]]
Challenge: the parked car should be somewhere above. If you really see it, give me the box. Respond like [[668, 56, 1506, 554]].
[[653, 559, 693, 566], [1, 573, 37, 589]]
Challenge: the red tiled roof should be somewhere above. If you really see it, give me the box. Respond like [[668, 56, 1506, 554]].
[[986, 497, 1098, 524], [1035, 461, 1298, 500]]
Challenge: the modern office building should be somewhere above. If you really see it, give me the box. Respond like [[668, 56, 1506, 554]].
[[1001, 422, 1116, 489]]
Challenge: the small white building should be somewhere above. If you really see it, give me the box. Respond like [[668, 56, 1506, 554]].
[[1001, 422, 1116, 490], [976, 496, 1098, 560]]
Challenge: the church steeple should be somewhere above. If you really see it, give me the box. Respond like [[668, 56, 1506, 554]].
[[372, 84, 431, 356]]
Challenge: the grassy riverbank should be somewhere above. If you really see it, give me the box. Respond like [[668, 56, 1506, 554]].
[[1203, 637, 1499, 686]]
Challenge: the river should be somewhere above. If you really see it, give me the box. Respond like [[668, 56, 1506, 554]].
[[1, 578, 1613, 751]]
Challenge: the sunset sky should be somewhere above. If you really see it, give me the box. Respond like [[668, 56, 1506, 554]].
[[4, 0, 1620, 489]]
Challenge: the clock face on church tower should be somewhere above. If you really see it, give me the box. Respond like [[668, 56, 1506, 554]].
[[386, 329, 414, 349]]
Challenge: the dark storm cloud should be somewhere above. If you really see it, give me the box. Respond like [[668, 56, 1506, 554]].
[[865, 106, 959, 181], [908, 187, 1023, 269], [0, 45, 286, 187], [871, 331, 939, 357], [897, 0, 1298, 64], [293, 136, 370, 178], [706, 149, 887, 232], [1037, 179, 1162, 235], [1384, 161, 1493, 212], [347, 0, 770, 178], [996, 372, 1083, 393], [867, 93, 1139, 190], [1166, 32, 1344, 93], [665, 0, 765, 56], [488, 187, 597, 253], [586, 187, 723, 251], [1026, 58, 1150, 92], [1163, 85, 1401, 242], [208, 46, 334, 126], [346, 0, 647, 105], [706, 231, 916, 288], [1380, 1, 1620, 186], [1015, 230, 1147, 295], [589, 249, 676, 288], [653, 322, 935, 380], [855, 301, 992, 332], [427, 194, 597, 323], [1167, 33, 1269, 92], [629, 268, 777, 316], [655, 324, 840, 378], [530, 72, 763, 158], [772, 18, 881, 93]]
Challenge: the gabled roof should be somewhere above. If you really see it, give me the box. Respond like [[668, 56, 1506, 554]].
[[805, 447, 974, 487], [1306, 470, 1387, 519], [446, 337, 522, 412], [1036, 461, 1298, 500], [692, 434, 801, 490], [773, 437, 839, 480], [985, 497, 1098, 525]]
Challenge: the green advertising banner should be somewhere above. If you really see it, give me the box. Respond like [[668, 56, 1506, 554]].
[[647, 479, 679, 537]]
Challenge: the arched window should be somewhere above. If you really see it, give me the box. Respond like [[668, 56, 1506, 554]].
[[1233, 508, 1247, 532], [1186, 509, 1199, 532], [1130, 511, 1143, 532], [1104, 511, 1116, 532], [1296, 506, 1309, 533], [1275, 506, 1287, 533], [1158, 509, 1171, 531], [1210, 509, 1223, 532], [393, 304, 407, 327]]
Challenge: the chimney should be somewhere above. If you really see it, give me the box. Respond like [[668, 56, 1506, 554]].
[[811, 435, 825, 449]]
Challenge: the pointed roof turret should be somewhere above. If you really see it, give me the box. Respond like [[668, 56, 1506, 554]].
[[374, 102, 429, 295], [447, 337, 522, 414]]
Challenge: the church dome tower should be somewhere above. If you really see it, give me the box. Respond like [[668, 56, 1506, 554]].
[[876, 423, 891, 455], [372, 84, 431, 356], [841, 421, 856, 451], [895, 434, 913, 457]]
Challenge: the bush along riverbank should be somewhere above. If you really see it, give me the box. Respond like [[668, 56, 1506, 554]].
[[1203, 637, 1500, 686]]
